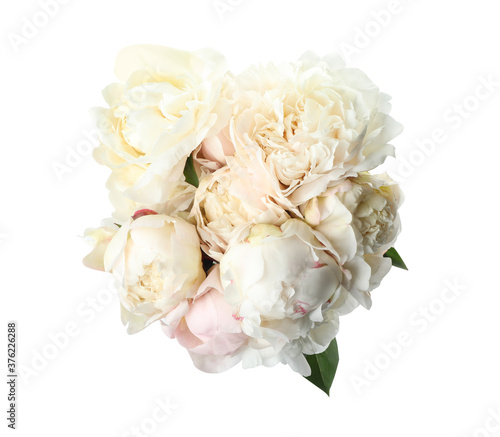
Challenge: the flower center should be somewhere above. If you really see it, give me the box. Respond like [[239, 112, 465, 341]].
[[129, 260, 163, 304]]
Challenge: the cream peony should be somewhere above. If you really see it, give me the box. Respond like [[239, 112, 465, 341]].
[[105, 169, 196, 224], [228, 52, 402, 211], [82, 223, 118, 272], [337, 173, 402, 255], [90, 45, 231, 222], [219, 220, 358, 375], [302, 173, 403, 308], [103, 213, 205, 334], [192, 166, 289, 261]]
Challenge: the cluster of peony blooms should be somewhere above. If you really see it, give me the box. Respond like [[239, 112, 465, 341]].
[[84, 45, 403, 378]]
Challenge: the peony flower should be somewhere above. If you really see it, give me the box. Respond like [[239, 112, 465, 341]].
[[301, 182, 358, 265], [105, 169, 196, 224], [82, 223, 118, 271], [162, 265, 248, 373], [219, 219, 358, 375], [103, 213, 205, 334], [193, 129, 236, 175], [337, 173, 402, 255], [90, 45, 232, 222], [227, 52, 403, 212], [192, 166, 289, 261], [302, 172, 403, 308]]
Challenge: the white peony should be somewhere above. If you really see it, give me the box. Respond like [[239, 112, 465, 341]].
[[219, 219, 358, 375], [337, 173, 402, 255], [82, 224, 118, 272], [105, 168, 196, 224], [103, 213, 205, 334], [227, 52, 402, 212], [90, 45, 231, 222], [192, 166, 289, 261], [302, 172, 403, 308]]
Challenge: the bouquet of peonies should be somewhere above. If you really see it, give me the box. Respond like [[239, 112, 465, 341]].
[[83, 45, 406, 395]]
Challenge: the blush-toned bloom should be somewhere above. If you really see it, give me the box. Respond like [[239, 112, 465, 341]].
[[228, 52, 402, 211], [192, 166, 289, 261], [162, 265, 248, 373], [194, 130, 236, 174], [219, 220, 358, 375], [91, 45, 232, 222], [103, 213, 205, 334]]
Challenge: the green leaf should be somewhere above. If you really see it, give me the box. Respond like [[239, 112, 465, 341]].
[[304, 338, 339, 396], [183, 155, 199, 188], [384, 247, 408, 270]]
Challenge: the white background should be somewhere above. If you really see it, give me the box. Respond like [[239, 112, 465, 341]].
[[2, 0, 500, 436]]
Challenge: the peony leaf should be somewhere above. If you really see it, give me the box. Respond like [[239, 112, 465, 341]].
[[304, 338, 339, 396], [384, 247, 408, 270], [183, 155, 199, 188]]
